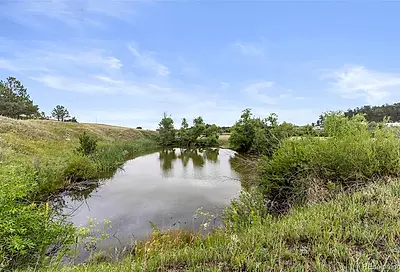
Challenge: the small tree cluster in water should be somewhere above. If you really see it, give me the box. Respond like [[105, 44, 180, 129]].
[[158, 113, 220, 148]]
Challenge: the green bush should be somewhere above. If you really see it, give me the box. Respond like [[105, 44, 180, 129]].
[[258, 113, 400, 213], [63, 155, 97, 182], [77, 132, 98, 156], [0, 166, 75, 270]]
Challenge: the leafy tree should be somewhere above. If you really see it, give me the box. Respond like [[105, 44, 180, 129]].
[[52, 105, 70, 121], [158, 114, 220, 148], [0, 77, 39, 118], [191, 116, 206, 143], [229, 108, 281, 155], [199, 124, 219, 147], [158, 112, 176, 146], [229, 109, 258, 153], [71, 117, 78, 123], [181, 118, 189, 129], [277, 122, 297, 138], [177, 118, 190, 147]]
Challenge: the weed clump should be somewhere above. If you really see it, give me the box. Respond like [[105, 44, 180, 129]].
[[76, 132, 97, 156]]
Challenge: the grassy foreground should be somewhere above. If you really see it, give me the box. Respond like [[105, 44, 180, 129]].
[[32, 179, 400, 271]]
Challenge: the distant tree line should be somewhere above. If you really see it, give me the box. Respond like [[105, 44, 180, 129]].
[[219, 126, 231, 134], [344, 103, 400, 122], [158, 113, 220, 148], [0, 76, 77, 122]]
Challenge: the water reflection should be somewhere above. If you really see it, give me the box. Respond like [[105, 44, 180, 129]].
[[158, 148, 221, 176], [229, 154, 258, 190], [158, 149, 177, 173], [62, 148, 241, 245], [204, 149, 219, 163]]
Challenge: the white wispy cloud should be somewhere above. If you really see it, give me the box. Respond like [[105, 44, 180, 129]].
[[128, 45, 170, 77], [3, 0, 138, 29], [51, 51, 123, 70], [0, 43, 122, 74], [324, 65, 400, 104], [243, 81, 277, 104], [29, 74, 144, 95], [234, 41, 265, 57]]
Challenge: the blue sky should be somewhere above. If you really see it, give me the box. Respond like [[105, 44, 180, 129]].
[[1, 1, 400, 129]]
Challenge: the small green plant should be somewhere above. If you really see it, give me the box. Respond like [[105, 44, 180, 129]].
[[77, 132, 98, 156]]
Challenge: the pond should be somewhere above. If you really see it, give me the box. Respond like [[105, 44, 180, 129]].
[[62, 148, 242, 254]]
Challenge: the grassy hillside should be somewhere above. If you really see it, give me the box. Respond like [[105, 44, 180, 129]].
[[0, 116, 156, 165]]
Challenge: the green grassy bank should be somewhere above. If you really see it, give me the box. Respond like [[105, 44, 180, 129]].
[[0, 117, 159, 270], [0, 116, 158, 198]]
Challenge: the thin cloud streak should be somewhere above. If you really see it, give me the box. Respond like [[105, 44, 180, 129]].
[[323, 65, 400, 104]]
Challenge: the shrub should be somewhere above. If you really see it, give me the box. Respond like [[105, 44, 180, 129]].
[[77, 132, 98, 156], [0, 166, 75, 270], [258, 112, 400, 213], [63, 155, 97, 182]]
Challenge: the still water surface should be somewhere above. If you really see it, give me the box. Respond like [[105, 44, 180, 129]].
[[63, 148, 241, 246]]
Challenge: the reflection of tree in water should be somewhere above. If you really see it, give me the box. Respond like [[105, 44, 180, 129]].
[[204, 148, 219, 163], [178, 148, 190, 167], [159, 149, 177, 173], [178, 149, 205, 168], [229, 155, 258, 191], [159, 148, 221, 174], [51, 184, 99, 215]]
